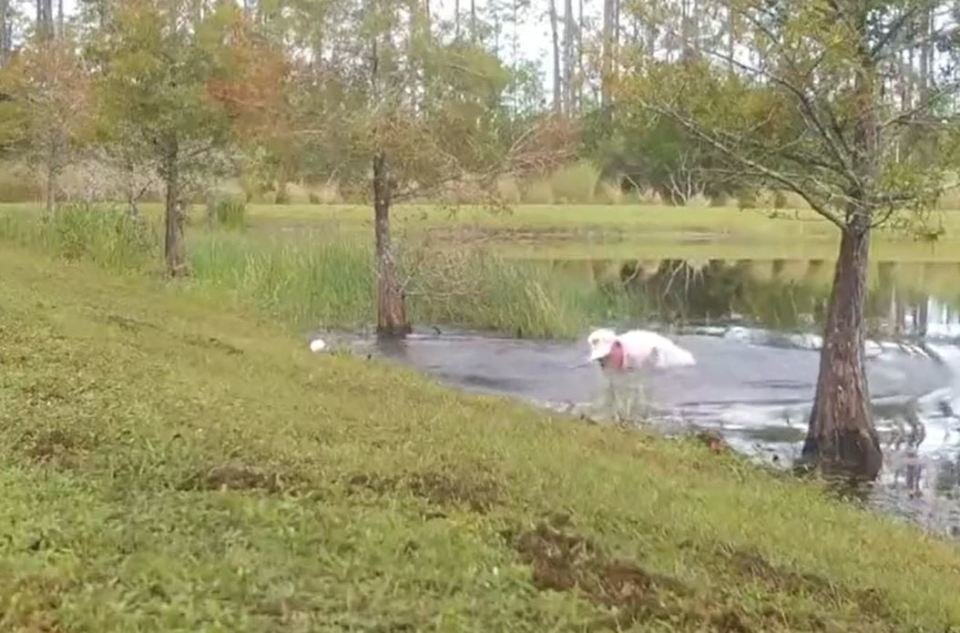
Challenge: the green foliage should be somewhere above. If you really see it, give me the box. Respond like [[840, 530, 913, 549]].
[[592, 63, 770, 204], [0, 247, 959, 630], [87, 0, 260, 202]]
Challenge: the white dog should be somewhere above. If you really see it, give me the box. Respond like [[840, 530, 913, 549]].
[[587, 328, 695, 421]]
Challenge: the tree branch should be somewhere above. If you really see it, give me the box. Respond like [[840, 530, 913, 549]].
[[642, 100, 847, 230]]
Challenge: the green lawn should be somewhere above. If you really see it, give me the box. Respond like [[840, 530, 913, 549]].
[[241, 202, 952, 235], [1, 245, 959, 631], [245, 203, 960, 262]]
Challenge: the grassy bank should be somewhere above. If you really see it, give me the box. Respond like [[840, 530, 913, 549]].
[[1, 245, 959, 631]]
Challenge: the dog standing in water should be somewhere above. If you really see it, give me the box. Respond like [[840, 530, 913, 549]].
[[587, 328, 696, 422]]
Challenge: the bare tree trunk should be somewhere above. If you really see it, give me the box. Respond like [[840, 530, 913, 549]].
[[802, 222, 881, 479], [601, 0, 615, 111], [918, 296, 929, 338], [470, 0, 477, 42], [919, 7, 931, 100], [645, 0, 657, 59], [45, 138, 57, 216], [454, 0, 460, 39], [549, 0, 561, 113], [577, 0, 584, 110], [679, 0, 692, 59], [0, 0, 9, 66], [39, 0, 53, 39], [372, 151, 410, 337], [125, 157, 141, 220], [562, 0, 575, 113], [726, 0, 735, 73], [163, 135, 187, 277]]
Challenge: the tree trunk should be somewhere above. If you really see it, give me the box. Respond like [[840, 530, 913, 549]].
[[37, 0, 53, 39], [470, 0, 477, 42], [372, 151, 410, 338], [919, 7, 931, 101], [726, 0, 735, 74], [0, 0, 9, 66], [918, 296, 929, 338], [44, 135, 57, 216], [123, 155, 141, 220], [802, 222, 882, 480], [562, 0, 575, 113], [576, 0, 584, 111], [549, 0, 561, 113], [163, 136, 187, 277], [601, 0, 615, 111], [454, 0, 460, 39], [645, 1, 657, 60]]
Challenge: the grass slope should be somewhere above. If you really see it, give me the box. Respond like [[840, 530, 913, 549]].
[[1, 246, 959, 632]]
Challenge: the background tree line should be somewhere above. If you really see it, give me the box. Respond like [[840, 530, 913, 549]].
[[0, 0, 954, 214]]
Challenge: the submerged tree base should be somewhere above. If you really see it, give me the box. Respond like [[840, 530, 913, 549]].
[[799, 433, 884, 483]]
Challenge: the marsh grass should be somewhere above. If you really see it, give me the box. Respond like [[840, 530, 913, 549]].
[[0, 208, 631, 337], [0, 204, 158, 272], [190, 233, 629, 337], [189, 233, 374, 329]]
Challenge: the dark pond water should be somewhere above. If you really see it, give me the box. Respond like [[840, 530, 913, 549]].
[[326, 257, 960, 539]]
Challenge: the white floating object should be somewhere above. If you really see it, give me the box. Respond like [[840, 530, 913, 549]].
[[309, 338, 327, 353]]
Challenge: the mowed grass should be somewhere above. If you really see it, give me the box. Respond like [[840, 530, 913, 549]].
[[37, 203, 960, 242], [1, 246, 960, 631], [244, 203, 960, 263]]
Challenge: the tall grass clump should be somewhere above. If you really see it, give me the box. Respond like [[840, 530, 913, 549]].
[[521, 177, 555, 204], [549, 160, 600, 204], [207, 195, 248, 230], [50, 205, 157, 271], [0, 205, 157, 271], [408, 250, 607, 338], [190, 234, 373, 328], [0, 208, 45, 246]]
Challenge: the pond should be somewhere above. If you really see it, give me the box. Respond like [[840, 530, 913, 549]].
[[335, 255, 960, 539]]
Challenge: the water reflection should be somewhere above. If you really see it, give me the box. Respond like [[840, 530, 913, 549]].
[[578, 257, 960, 338]]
